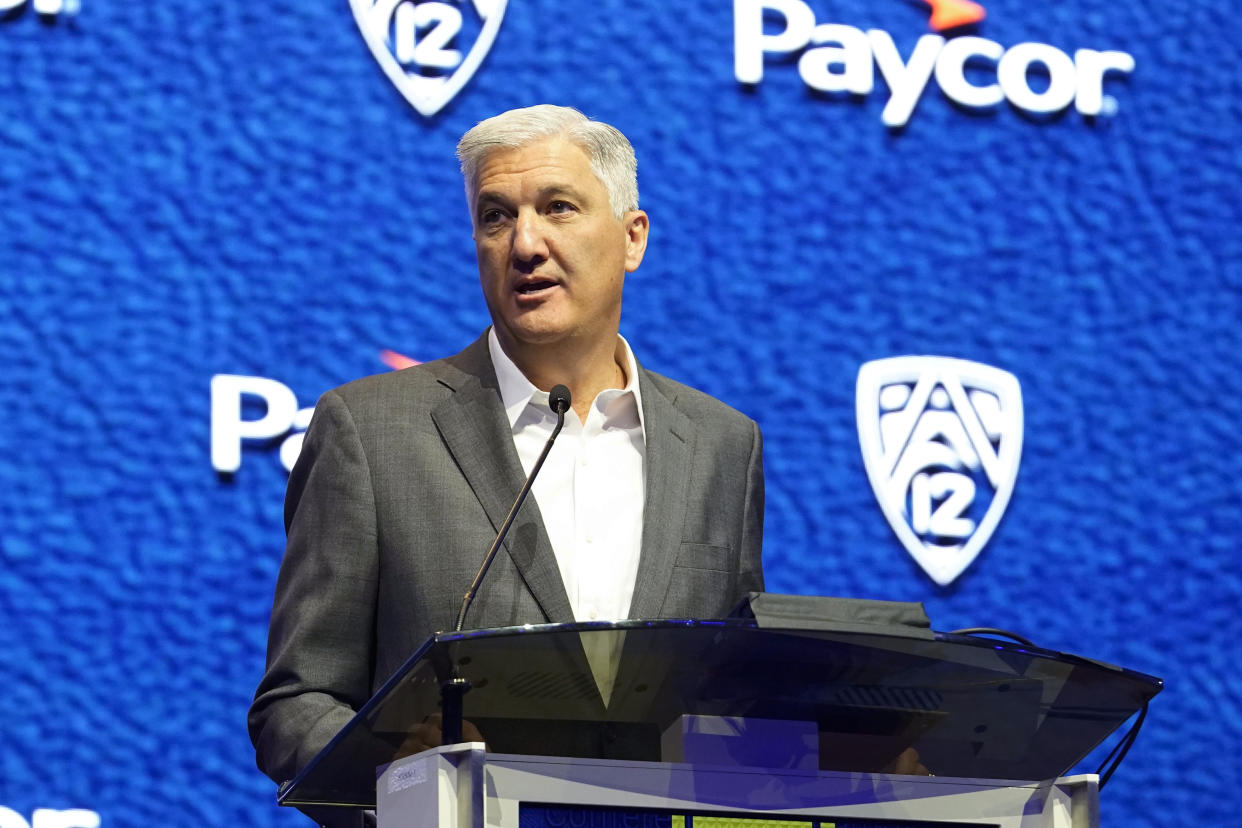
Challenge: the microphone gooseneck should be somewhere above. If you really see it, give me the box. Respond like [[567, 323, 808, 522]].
[[454, 384, 572, 632]]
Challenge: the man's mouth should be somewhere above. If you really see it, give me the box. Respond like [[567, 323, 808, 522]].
[[514, 279, 559, 295]]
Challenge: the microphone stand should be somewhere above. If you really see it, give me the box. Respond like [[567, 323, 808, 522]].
[[442, 385, 571, 745]]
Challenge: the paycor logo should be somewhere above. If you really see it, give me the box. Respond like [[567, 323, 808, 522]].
[[211, 375, 313, 474], [0, 808, 98, 828], [734, 0, 1136, 127], [211, 351, 420, 474]]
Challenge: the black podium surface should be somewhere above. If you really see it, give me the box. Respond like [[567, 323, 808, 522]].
[[278, 619, 1162, 808]]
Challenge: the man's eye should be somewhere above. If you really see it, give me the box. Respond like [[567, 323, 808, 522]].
[[547, 200, 575, 214], [479, 208, 506, 225]]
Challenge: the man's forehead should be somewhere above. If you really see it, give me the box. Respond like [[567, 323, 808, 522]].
[[471, 136, 600, 195]]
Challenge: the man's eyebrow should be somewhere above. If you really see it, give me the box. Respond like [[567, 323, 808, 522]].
[[473, 183, 590, 212], [538, 184, 587, 201], [473, 191, 512, 213]]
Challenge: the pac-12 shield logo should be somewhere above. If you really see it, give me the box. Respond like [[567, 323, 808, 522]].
[[857, 356, 1023, 586], [350, 0, 507, 117]]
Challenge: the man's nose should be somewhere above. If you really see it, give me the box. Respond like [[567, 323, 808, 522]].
[[512, 209, 549, 264]]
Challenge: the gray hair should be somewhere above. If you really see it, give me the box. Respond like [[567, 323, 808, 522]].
[[456, 105, 639, 219]]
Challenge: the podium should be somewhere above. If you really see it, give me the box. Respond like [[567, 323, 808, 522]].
[[277, 619, 1162, 827]]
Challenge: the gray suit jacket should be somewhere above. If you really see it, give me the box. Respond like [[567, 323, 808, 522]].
[[248, 334, 764, 814]]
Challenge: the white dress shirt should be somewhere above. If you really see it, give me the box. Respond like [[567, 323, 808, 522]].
[[488, 328, 647, 623]]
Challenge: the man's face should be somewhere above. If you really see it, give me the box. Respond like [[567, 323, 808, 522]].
[[471, 135, 648, 354]]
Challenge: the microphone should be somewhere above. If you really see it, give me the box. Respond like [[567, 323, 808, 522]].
[[547, 384, 571, 418], [454, 384, 572, 632]]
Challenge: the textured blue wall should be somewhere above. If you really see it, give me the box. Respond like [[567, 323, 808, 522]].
[[1, 0, 1239, 825]]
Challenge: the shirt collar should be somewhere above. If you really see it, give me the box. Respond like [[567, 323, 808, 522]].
[[487, 327, 645, 434]]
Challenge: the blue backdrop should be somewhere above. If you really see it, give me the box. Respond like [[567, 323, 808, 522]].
[[1, 0, 1239, 825]]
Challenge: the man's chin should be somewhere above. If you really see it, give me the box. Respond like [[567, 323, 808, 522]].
[[493, 308, 617, 353], [512, 330, 575, 350], [494, 320, 573, 351]]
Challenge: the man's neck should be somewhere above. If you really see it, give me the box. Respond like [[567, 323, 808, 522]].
[[497, 332, 627, 423]]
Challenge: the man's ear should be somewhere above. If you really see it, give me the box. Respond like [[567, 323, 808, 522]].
[[623, 210, 650, 273]]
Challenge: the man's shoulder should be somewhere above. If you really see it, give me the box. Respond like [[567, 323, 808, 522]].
[[322, 337, 491, 408], [327, 359, 446, 400], [641, 368, 758, 433]]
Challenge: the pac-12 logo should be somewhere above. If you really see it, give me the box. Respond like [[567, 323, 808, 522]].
[[350, 0, 507, 117], [0, 0, 80, 18], [857, 356, 1023, 586]]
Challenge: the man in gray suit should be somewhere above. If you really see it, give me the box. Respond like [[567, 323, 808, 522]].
[[248, 105, 764, 821]]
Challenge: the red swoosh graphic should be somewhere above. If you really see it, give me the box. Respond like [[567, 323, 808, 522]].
[[380, 349, 422, 370], [925, 0, 986, 31]]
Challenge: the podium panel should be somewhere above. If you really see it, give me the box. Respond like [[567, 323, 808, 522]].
[[376, 745, 1101, 828]]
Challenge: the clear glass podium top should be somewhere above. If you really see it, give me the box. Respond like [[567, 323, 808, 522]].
[[278, 619, 1162, 808]]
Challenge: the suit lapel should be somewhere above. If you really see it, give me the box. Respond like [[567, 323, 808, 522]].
[[428, 337, 575, 624], [629, 368, 695, 619]]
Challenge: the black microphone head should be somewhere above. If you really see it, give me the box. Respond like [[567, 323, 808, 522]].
[[548, 384, 571, 414]]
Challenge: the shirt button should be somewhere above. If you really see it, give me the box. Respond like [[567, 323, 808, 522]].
[[589, 610, 599, 620]]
